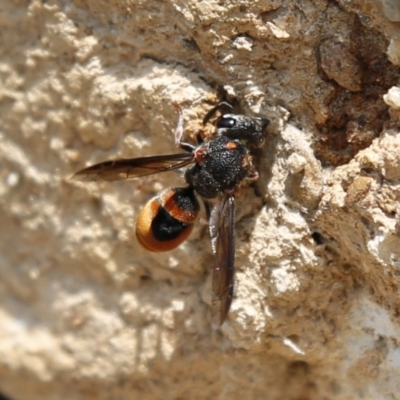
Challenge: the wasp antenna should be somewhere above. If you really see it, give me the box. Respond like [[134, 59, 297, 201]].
[[203, 102, 236, 125]]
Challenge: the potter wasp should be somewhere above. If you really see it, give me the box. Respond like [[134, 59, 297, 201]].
[[73, 102, 269, 325]]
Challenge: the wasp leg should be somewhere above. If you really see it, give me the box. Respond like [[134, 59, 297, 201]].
[[194, 128, 205, 145], [172, 103, 196, 153], [203, 199, 211, 220], [196, 198, 211, 241]]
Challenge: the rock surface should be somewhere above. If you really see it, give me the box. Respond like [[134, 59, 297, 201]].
[[1, 1, 400, 399]]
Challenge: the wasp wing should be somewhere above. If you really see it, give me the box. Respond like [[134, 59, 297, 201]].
[[72, 153, 194, 181], [210, 193, 236, 326]]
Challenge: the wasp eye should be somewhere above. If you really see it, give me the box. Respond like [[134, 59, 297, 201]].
[[217, 117, 236, 129]]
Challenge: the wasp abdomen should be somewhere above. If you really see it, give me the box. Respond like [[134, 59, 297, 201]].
[[136, 187, 200, 252]]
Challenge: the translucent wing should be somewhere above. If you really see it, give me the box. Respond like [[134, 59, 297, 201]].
[[210, 193, 236, 326], [72, 153, 194, 181]]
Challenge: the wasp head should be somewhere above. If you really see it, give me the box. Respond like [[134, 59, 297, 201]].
[[215, 114, 270, 147]]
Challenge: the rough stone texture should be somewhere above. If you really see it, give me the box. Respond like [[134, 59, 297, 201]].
[[1, 1, 400, 399]]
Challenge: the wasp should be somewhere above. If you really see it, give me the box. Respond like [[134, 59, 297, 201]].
[[73, 102, 269, 325]]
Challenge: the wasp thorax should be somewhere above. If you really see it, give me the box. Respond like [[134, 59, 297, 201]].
[[185, 136, 253, 199]]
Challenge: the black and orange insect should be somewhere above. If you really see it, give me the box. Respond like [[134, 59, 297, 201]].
[[73, 102, 269, 325]]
